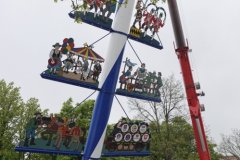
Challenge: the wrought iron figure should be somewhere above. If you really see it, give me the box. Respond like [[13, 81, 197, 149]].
[[101, 0, 116, 20], [143, 72, 153, 93], [154, 72, 163, 96], [92, 61, 102, 81], [23, 112, 42, 147], [55, 118, 68, 150], [134, 63, 147, 92], [67, 124, 81, 151], [141, 9, 155, 37], [86, 0, 105, 17], [135, 63, 147, 80], [63, 54, 75, 73], [150, 12, 164, 40], [48, 43, 62, 74], [132, 0, 143, 29], [41, 114, 58, 146], [119, 66, 135, 90], [81, 57, 89, 80], [74, 59, 83, 74]]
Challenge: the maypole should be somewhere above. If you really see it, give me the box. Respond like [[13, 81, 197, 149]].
[[14, 0, 212, 158], [82, 0, 136, 159], [16, 0, 166, 158], [167, 0, 211, 159]]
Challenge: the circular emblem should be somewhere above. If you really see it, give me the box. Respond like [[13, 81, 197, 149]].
[[129, 144, 134, 151], [139, 124, 147, 133], [124, 133, 132, 142], [116, 121, 122, 129], [121, 123, 129, 133], [130, 124, 139, 133], [114, 133, 123, 142], [133, 133, 141, 142], [117, 144, 123, 151], [142, 133, 150, 143], [123, 145, 129, 150]]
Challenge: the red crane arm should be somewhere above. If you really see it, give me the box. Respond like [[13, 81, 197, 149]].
[[167, 0, 211, 159]]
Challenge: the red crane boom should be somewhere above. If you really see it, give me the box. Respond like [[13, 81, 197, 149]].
[[167, 0, 211, 159]]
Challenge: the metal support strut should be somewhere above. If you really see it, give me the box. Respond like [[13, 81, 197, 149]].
[[167, 0, 211, 159]]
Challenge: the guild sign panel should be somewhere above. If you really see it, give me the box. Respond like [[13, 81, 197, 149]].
[[102, 118, 150, 156]]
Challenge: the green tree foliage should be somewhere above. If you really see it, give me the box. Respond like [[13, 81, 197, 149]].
[[0, 80, 48, 160], [74, 100, 95, 131], [150, 116, 198, 160], [60, 98, 75, 118], [0, 80, 24, 159], [208, 142, 222, 160], [60, 98, 95, 128]]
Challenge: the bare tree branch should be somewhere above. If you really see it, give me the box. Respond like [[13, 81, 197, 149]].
[[219, 129, 240, 159], [128, 74, 186, 125]]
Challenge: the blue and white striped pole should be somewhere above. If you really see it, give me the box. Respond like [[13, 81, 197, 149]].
[[82, 0, 136, 159]]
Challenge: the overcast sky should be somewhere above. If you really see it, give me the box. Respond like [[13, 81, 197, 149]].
[[0, 0, 240, 145]]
